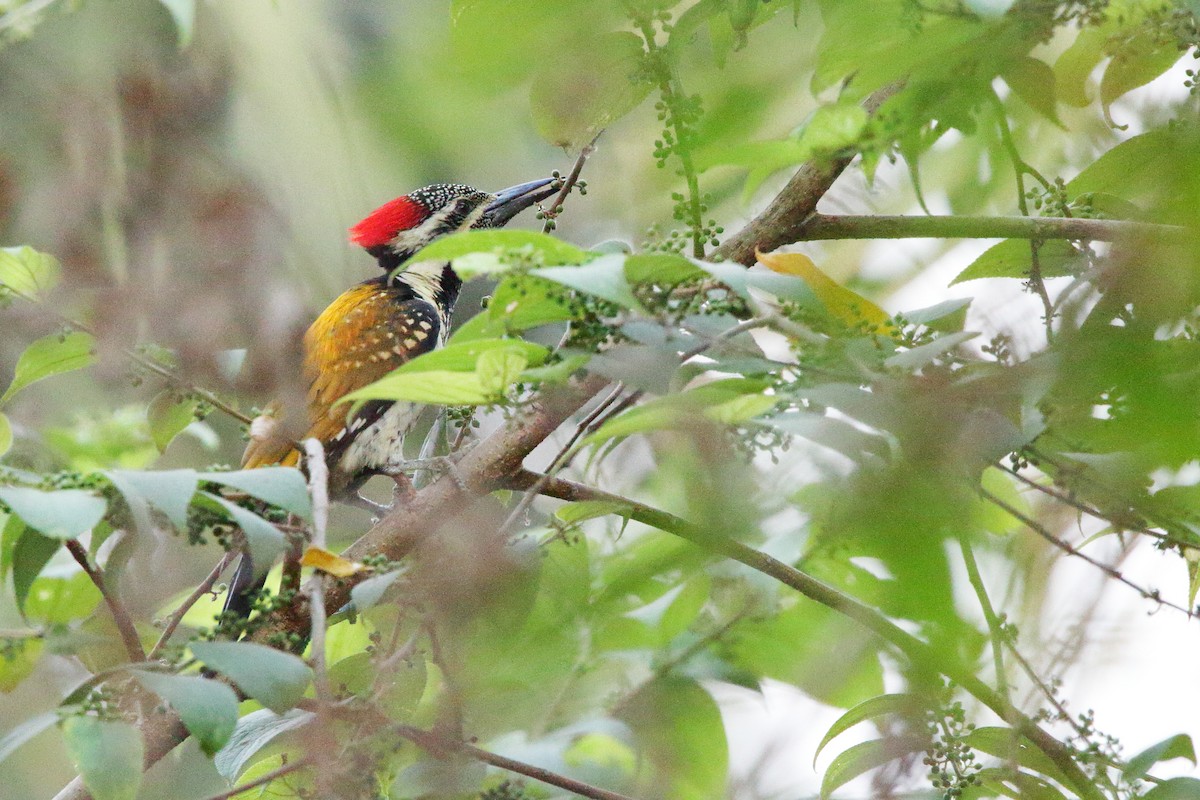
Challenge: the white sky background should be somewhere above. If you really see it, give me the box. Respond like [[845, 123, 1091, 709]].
[[714, 61, 1200, 799]]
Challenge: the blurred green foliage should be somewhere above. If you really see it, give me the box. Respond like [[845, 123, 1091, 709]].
[[1, 1, 1200, 799]]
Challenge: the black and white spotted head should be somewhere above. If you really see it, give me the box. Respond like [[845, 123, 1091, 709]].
[[349, 178, 559, 272]]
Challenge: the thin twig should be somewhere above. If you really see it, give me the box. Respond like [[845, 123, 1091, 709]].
[[148, 551, 232, 660], [65, 539, 145, 663], [979, 488, 1192, 617], [197, 755, 313, 800], [303, 438, 332, 702], [5, 285, 255, 426], [392, 725, 638, 800], [792, 213, 1178, 245], [958, 540, 1010, 703], [541, 130, 603, 234]]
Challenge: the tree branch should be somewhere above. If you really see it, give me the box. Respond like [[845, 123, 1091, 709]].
[[792, 212, 1180, 245], [505, 470, 1106, 800], [716, 83, 902, 265]]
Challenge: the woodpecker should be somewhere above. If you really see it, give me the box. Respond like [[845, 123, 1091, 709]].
[[225, 178, 558, 622]]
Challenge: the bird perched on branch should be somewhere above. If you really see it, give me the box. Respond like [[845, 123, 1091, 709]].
[[225, 178, 558, 621]]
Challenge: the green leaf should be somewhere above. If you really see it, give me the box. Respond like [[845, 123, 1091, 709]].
[[105, 469, 198, 531], [213, 708, 315, 781], [1067, 129, 1178, 202], [147, 392, 200, 453], [1000, 56, 1061, 126], [624, 253, 705, 286], [23, 571, 102, 624], [199, 493, 287, 584], [453, 279, 577, 341], [349, 569, 402, 612], [884, 331, 978, 370], [202, 467, 311, 520], [1054, 26, 1106, 107], [965, 727, 1075, 788], [0, 412, 11, 457], [0, 246, 60, 297], [0, 635, 42, 691], [814, 693, 932, 764], [556, 500, 634, 525], [134, 672, 238, 757], [11, 526, 59, 613], [587, 379, 772, 444], [344, 340, 549, 406], [1144, 778, 1200, 800], [820, 735, 928, 799], [475, 348, 527, 395], [0, 331, 96, 406], [0, 710, 56, 764], [190, 641, 313, 714], [534, 254, 644, 310], [408, 229, 589, 271], [951, 239, 1085, 284], [520, 354, 592, 385], [1100, 32, 1183, 118], [0, 486, 107, 540], [1125, 734, 1196, 781], [0, 511, 18, 582], [620, 677, 727, 800], [157, 0, 196, 47], [62, 716, 144, 800], [976, 767, 1068, 800]]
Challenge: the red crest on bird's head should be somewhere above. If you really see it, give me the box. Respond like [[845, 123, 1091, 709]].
[[348, 196, 427, 249]]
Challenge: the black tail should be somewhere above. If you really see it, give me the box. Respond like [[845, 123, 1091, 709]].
[[223, 553, 266, 624]]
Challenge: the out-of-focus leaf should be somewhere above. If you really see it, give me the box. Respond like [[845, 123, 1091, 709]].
[[520, 354, 591, 385], [0, 710, 56, 763], [758, 253, 892, 335], [328, 651, 426, 717], [556, 500, 634, 525], [0, 486, 106, 540], [157, 0, 195, 47], [1100, 32, 1183, 119], [884, 331, 978, 370], [531, 31, 651, 149], [951, 239, 1085, 284], [409, 230, 588, 271], [23, 571, 102, 624], [1054, 26, 1106, 107], [587, 379, 772, 444], [1125, 734, 1196, 781], [202, 467, 311, 520], [620, 677, 727, 799], [1000, 56, 1061, 126], [62, 716, 144, 800], [814, 693, 932, 764], [965, 727, 1075, 788], [0, 246, 60, 297], [723, 599, 883, 708], [0, 331, 96, 406], [820, 735, 928, 798], [475, 348, 527, 395], [213, 708, 315, 781], [1067, 129, 1177, 201], [199, 494, 286, 584], [135, 672, 238, 757], [0, 412, 11, 457], [349, 569, 402, 612], [10, 525, 58, 613], [299, 546, 365, 578], [696, 260, 820, 305], [0, 635, 42, 691], [190, 641, 312, 714], [901, 297, 972, 331], [1144, 778, 1200, 800], [534, 254, 644, 310], [105, 469, 198, 531], [147, 392, 199, 453], [976, 767, 1068, 800]]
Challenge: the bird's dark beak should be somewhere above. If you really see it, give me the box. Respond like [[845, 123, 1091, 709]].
[[482, 177, 559, 227]]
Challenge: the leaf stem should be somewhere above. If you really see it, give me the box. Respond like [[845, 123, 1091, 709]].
[[958, 539, 1009, 702]]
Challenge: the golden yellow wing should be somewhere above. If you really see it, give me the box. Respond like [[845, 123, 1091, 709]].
[[242, 280, 441, 469]]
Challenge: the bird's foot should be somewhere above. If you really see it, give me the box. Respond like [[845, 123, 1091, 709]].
[[391, 455, 470, 492]]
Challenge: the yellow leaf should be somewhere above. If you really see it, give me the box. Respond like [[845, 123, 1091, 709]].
[[756, 250, 893, 334], [300, 546, 364, 578]]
